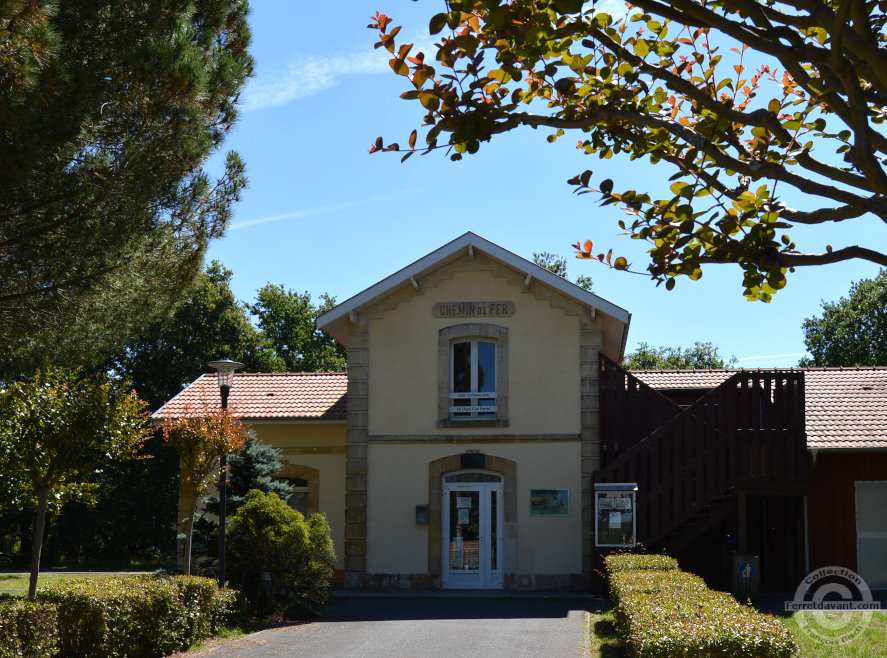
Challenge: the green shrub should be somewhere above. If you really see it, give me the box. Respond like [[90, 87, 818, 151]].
[[604, 553, 680, 573], [606, 557, 796, 657], [38, 575, 241, 657], [0, 599, 59, 658], [227, 489, 336, 615]]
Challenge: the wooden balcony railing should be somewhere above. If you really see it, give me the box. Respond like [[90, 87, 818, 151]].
[[599, 357, 683, 466], [597, 357, 809, 546]]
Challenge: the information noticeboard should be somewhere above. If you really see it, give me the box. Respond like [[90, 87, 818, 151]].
[[594, 484, 637, 547]]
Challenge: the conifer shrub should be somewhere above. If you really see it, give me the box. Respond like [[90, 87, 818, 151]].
[[0, 599, 59, 658], [605, 554, 797, 657], [227, 490, 335, 615]]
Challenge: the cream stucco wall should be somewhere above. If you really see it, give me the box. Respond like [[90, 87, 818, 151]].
[[367, 257, 583, 436], [248, 422, 347, 571], [365, 442, 582, 575]]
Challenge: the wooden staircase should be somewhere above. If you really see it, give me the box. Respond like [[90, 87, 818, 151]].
[[596, 357, 810, 550]]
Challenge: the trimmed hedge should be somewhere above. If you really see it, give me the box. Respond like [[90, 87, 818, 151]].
[[606, 554, 797, 658], [0, 599, 59, 658], [0, 575, 241, 658], [604, 553, 679, 573]]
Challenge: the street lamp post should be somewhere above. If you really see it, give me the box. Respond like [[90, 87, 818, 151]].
[[208, 359, 244, 589]]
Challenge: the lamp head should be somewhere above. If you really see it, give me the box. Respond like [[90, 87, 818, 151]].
[[208, 359, 244, 389]]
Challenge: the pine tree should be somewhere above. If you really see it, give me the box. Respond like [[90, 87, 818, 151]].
[[192, 435, 295, 564], [0, 1, 253, 374]]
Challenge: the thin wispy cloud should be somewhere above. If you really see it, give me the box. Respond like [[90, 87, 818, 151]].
[[243, 53, 387, 111], [243, 32, 436, 111], [229, 193, 406, 231], [735, 353, 807, 363]]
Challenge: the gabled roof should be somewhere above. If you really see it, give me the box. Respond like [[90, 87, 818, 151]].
[[633, 367, 887, 450], [316, 232, 632, 360], [151, 372, 347, 422]]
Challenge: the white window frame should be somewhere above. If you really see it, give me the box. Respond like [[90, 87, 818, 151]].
[[450, 339, 497, 418], [437, 323, 508, 427]]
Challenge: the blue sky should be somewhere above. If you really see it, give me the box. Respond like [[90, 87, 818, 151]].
[[205, 1, 887, 367]]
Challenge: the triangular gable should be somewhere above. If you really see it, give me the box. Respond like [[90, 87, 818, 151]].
[[317, 232, 631, 360]]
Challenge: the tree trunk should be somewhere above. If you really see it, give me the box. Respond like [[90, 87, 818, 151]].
[[28, 490, 48, 600], [184, 494, 199, 577]]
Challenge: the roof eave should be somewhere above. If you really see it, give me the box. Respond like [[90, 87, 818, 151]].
[[316, 232, 631, 352]]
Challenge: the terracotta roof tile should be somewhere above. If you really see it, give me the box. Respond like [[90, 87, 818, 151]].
[[152, 372, 347, 421], [632, 367, 887, 450]]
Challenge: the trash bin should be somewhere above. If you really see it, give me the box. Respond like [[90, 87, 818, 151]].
[[730, 554, 760, 600]]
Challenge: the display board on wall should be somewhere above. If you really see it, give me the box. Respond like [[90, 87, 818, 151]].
[[594, 483, 637, 547], [530, 489, 569, 515]]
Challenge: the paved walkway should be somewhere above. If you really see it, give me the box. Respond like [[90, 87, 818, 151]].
[[191, 595, 606, 657]]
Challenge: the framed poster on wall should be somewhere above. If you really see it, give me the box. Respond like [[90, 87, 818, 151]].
[[529, 489, 569, 515]]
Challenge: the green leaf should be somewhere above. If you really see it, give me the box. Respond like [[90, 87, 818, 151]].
[[670, 181, 689, 196], [419, 91, 439, 110], [389, 58, 409, 76], [429, 13, 448, 35], [634, 39, 650, 57]]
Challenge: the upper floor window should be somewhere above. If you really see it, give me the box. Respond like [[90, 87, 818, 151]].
[[438, 323, 508, 427], [451, 340, 496, 418]]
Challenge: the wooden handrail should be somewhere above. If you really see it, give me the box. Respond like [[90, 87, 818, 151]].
[[596, 360, 808, 547]]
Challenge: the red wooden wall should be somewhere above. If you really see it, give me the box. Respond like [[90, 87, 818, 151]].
[[807, 452, 887, 572]]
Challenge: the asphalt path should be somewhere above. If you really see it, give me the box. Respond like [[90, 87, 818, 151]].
[[190, 596, 603, 657]]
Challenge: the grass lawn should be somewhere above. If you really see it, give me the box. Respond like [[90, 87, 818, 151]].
[[782, 610, 887, 657], [0, 571, 134, 594], [587, 608, 887, 657], [587, 610, 625, 657]]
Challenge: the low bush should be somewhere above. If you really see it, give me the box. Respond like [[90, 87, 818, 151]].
[[606, 555, 797, 657], [0, 599, 59, 658], [35, 575, 241, 657], [227, 490, 336, 616]]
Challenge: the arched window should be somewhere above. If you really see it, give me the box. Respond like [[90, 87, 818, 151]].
[[284, 477, 310, 516], [276, 464, 319, 516]]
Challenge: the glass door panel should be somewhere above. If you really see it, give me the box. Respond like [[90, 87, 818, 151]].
[[490, 490, 497, 572], [448, 490, 479, 571], [442, 475, 503, 589]]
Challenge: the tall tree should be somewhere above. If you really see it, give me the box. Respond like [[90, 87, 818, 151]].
[[0, 369, 149, 598], [0, 0, 253, 374], [800, 270, 887, 367], [370, 2, 887, 301], [623, 341, 736, 370], [108, 262, 281, 412], [533, 251, 594, 290], [251, 286, 347, 372], [77, 262, 278, 566]]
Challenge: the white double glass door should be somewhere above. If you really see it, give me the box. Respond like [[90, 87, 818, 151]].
[[442, 473, 503, 589]]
